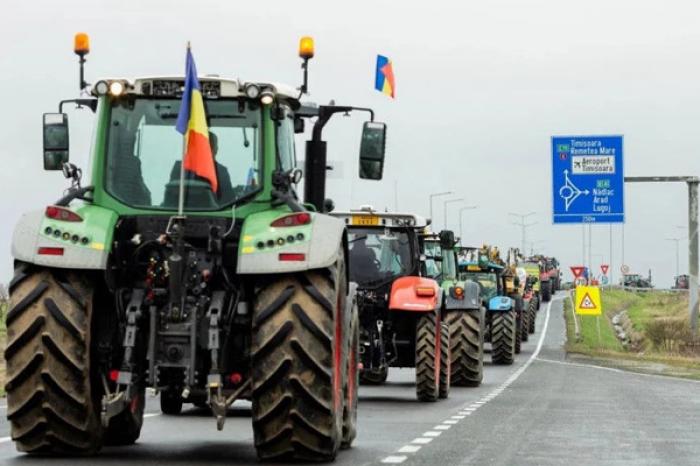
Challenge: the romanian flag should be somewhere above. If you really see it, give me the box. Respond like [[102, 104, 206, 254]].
[[175, 47, 218, 193], [374, 55, 395, 98]]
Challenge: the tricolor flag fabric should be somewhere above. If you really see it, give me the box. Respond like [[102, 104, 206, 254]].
[[374, 55, 395, 98], [175, 47, 218, 193]]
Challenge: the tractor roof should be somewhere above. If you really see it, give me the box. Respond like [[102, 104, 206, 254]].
[[331, 207, 429, 229], [91, 76, 301, 101]]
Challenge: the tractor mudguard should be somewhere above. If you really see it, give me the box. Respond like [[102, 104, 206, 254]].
[[488, 296, 514, 312], [388, 276, 440, 312], [444, 280, 480, 311], [237, 210, 344, 274], [12, 205, 117, 269]]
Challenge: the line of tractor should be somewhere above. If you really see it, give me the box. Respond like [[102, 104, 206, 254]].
[[4, 34, 559, 461]]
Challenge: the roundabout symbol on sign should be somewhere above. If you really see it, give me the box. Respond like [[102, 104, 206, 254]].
[[559, 169, 589, 211]]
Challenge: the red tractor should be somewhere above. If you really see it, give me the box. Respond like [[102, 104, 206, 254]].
[[331, 208, 450, 401]]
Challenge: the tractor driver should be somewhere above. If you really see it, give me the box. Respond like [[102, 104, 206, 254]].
[[169, 131, 235, 203], [349, 236, 379, 283]]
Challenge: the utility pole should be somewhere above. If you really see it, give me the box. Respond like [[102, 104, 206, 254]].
[[444, 198, 464, 231], [429, 191, 451, 227], [509, 212, 537, 255], [458, 206, 478, 244], [665, 237, 682, 277], [625, 176, 699, 337]]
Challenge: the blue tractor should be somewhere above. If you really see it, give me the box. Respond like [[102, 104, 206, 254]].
[[458, 247, 517, 365]]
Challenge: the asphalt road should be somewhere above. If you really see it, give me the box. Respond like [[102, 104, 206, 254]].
[[1, 293, 699, 465]]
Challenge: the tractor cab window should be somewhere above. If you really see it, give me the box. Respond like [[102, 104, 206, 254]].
[[466, 272, 498, 300], [105, 97, 262, 210], [276, 106, 296, 172], [348, 228, 413, 286], [422, 241, 442, 279]]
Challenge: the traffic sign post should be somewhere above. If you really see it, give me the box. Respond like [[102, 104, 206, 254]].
[[552, 136, 625, 224]]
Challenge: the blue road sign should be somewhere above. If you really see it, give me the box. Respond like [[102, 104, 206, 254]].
[[552, 135, 624, 224]]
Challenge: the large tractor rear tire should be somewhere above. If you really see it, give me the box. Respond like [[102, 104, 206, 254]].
[[359, 367, 388, 385], [341, 300, 359, 449], [251, 255, 347, 461], [514, 315, 522, 354], [447, 310, 483, 387], [541, 282, 552, 302], [415, 311, 441, 402], [520, 304, 530, 343], [491, 311, 516, 365], [438, 322, 450, 399], [528, 300, 537, 334], [4, 265, 103, 454]]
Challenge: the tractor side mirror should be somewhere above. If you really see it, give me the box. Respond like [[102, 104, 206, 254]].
[[439, 230, 455, 249], [359, 121, 386, 180], [43, 113, 69, 170]]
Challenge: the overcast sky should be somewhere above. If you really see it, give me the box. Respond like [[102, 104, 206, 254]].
[[1, 0, 698, 287]]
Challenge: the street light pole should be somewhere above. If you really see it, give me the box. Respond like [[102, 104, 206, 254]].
[[444, 198, 464, 231], [509, 212, 537, 254], [458, 206, 478, 243], [429, 191, 452, 227]]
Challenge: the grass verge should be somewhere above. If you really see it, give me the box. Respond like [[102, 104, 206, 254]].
[[563, 288, 700, 380]]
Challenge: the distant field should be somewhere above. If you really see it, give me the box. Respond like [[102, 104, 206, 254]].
[[564, 288, 700, 379]]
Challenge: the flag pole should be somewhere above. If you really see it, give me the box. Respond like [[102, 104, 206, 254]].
[[177, 41, 191, 218]]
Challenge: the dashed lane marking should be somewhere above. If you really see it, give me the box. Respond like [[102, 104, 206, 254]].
[[379, 296, 558, 465], [411, 437, 434, 445], [381, 455, 408, 464], [0, 437, 11, 444]]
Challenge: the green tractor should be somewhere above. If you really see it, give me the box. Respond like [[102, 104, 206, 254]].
[[421, 231, 483, 387], [5, 35, 388, 461], [458, 246, 517, 365]]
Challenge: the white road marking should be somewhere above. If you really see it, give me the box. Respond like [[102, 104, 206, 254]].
[[381, 455, 408, 464], [143, 413, 161, 418], [0, 436, 11, 444], [411, 437, 434, 445], [380, 296, 559, 465], [398, 445, 422, 453], [535, 357, 700, 384]]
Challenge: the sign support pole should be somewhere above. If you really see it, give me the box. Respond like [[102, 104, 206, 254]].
[[624, 176, 699, 337]]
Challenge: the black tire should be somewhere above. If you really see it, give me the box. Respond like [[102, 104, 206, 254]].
[[415, 311, 440, 402], [251, 255, 346, 461], [447, 310, 483, 387], [528, 300, 536, 334], [520, 303, 530, 343], [5, 266, 103, 454], [104, 384, 145, 446], [491, 311, 516, 365], [438, 322, 450, 399], [160, 389, 183, 415], [541, 282, 552, 302], [342, 301, 359, 449], [359, 367, 388, 385], [514, 314, 522, 354]]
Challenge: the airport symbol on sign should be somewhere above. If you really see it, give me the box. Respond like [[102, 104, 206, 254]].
[[580, 294, 596, 309]]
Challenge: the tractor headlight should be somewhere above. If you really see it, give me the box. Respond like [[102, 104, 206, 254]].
[[109, 81, 125, 97], [260, 89, 274, 105], [244, 84, 261, 99], [94, 80, 109, 96]]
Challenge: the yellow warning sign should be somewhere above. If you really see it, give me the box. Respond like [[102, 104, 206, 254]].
[[575, 285, 602, 315]]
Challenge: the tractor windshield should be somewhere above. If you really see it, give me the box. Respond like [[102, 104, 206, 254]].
[[466, 272, 498, 300], [347, 228, 413, 286], [104, 97, 262, 210]]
